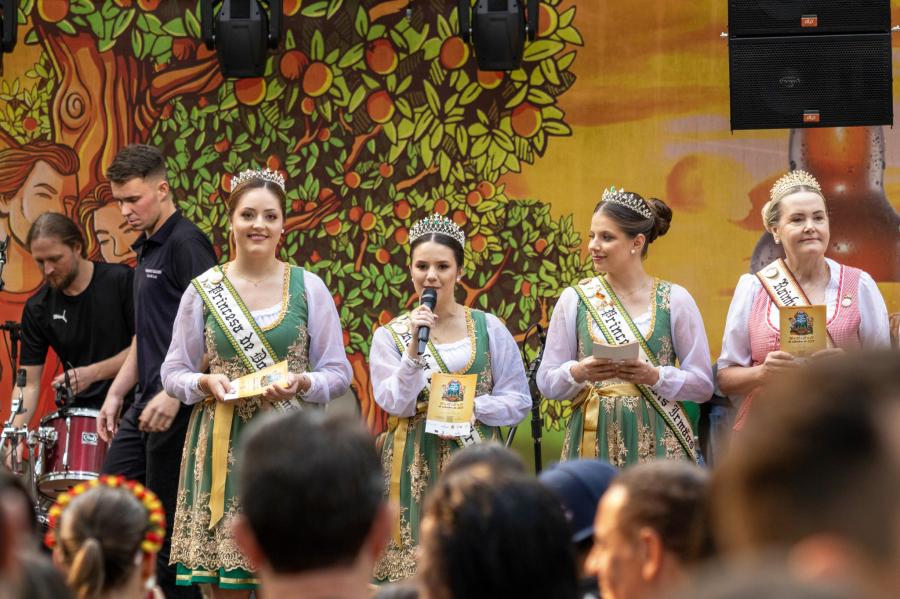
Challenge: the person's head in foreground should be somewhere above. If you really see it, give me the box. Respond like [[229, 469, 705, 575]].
[[47, 476, 164, 599], [232, 411, 390, 597], [539, 458, 618, 587], [714, 350, 900, 599], [440, 441, 526, 479], [585, 460, 712, 599], [419, 468, 579, 599]]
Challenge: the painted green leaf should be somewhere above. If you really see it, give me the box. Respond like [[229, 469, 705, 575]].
[[522, 39, 564, 62]]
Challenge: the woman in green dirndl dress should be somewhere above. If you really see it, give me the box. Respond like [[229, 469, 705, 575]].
[[369, 214, 530, 582], [537, 188, 713, 466], [160, 169, 351, 596]]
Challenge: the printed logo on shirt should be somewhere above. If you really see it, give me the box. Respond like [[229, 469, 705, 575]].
[[52, 309, 68, 324], [145, 268, 163, 280]]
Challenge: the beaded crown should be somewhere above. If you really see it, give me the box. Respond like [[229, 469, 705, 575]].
[[230, 168, 285, 192], [601, 186, 653, 220], [409, 213, 465, 247], [769, 169, 822, 201]]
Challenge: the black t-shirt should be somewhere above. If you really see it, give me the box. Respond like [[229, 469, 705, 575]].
[[132, 211, 216, 407], [21, 262, 135, 410]]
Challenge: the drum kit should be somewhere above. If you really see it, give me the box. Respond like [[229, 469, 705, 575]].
[[1, 343, 110, 526]]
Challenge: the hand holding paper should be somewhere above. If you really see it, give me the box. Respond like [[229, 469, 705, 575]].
[[426, 372, 476, 437], [223, 360, 291, 401]]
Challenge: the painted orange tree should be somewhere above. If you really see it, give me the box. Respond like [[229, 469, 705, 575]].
[[10, 0, 588, 433]]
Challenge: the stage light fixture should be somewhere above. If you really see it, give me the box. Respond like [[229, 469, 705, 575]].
[[201, 0, 281, 78], [0, 0, 18, 74], [458, 0, 539, 71]]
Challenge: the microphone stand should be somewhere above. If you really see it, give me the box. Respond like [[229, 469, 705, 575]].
[[527, 324, 546, 473], [0, 235, 8, 293], [507, 322, 547, 474]]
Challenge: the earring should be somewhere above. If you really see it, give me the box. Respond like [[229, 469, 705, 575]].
[[281, 229, 285, 235], [630, 249, 635, 255], [774, 237, 780, 245]]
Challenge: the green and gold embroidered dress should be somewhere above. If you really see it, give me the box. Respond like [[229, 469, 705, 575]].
[[539, 276, 713, 467], [370, 308, 530, 581]]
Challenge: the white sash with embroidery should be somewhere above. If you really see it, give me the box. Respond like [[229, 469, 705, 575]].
[[385, 314, 482, 446], [756, 259, 835, 347], [193, 265, 300, 413], [575, 277, 697, 462]]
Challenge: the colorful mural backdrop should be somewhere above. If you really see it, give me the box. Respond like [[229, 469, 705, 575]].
[[1, 0, 898, 465]]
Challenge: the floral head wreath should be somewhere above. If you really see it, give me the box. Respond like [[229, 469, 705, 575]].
[[44, 475, 166, 554]]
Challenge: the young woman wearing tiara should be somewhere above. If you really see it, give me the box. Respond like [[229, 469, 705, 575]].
[[718, 170, 890, 429], [369, 214, 530, 581], [160, 168, 352, 597], [537, 188, 714, 466]]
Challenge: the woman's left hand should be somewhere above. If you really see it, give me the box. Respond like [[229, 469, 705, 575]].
[[614, 359, 660, 386], [261, 373, 307, 401]]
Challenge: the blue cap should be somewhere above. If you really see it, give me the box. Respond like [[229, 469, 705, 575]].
[[538, 459, 618, 543]]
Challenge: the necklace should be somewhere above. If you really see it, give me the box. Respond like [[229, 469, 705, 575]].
[[228, 263, 282, 287]]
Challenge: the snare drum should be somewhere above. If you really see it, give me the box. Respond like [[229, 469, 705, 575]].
[[35, 408, 109, 498]]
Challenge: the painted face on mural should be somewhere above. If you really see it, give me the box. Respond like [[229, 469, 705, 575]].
[[2, 160, 76, 245], [29, 236, 82, 291], [587, 211, 643, 274], [92, 203, 139, 264], [773, 191, 830, 260], [586, 486, 647, 599], [410, 241, 462, 309], [231, 187, 284, 258], [110, 175, 170, 234]]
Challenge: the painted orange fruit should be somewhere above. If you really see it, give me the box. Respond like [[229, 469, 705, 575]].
[[360, 212, 377, 232], [365, 39, 398, 75], [348, 206, 364, 223], [394, 227, 409, 244], [394, 200, 411, 219], [476, 181, 496, 199], [280, 50, 309, 81], [476, 70, 504, 89], [534, 238, 548, 254], [470, 233, 487, 252], [37, 0, 68, 23], [466, 191, 483, 207], [302, 62, 333, 97], [511, 102, 542, 138], [439, 36, 469, 70], [344, 172, 361, 189], [235, 78, 266, 106], [375, 248, 390, 264], [283, 0, 301, 16], [324, 219, 342, 236], [452, 210, 467, 226], [433, 199, 449, 215], [366, 90, 395, 124]]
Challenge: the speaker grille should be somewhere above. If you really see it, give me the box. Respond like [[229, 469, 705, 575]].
[[729, 0, 889, 36], [729, 34, 892, 130]]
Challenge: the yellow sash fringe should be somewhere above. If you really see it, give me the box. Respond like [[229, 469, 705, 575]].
[[209, 401, 235, 529]]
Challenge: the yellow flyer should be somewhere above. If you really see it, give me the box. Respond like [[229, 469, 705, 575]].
[[223, 360, 290, 400], [779, 305, 827, 357], [425, 372, 476, 437]]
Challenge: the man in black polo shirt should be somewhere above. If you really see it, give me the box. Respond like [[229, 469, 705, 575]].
[[99, 144, 214, 599], [7, 213, 133, 439]]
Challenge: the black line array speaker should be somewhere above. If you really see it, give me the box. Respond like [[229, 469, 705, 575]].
[[728, 0, 893, 130], [729, 0, 890, 36]]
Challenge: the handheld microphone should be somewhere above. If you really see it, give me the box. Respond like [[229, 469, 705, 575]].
[[417, 288, 438, 355]]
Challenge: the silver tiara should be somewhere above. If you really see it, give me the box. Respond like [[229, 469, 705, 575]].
[[409, 214, 465, 247], [230, 168, 286, 192], [601, 186, 653, 220]]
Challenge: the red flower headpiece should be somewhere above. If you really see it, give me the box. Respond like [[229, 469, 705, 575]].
[[44, 475, 166, 554]]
